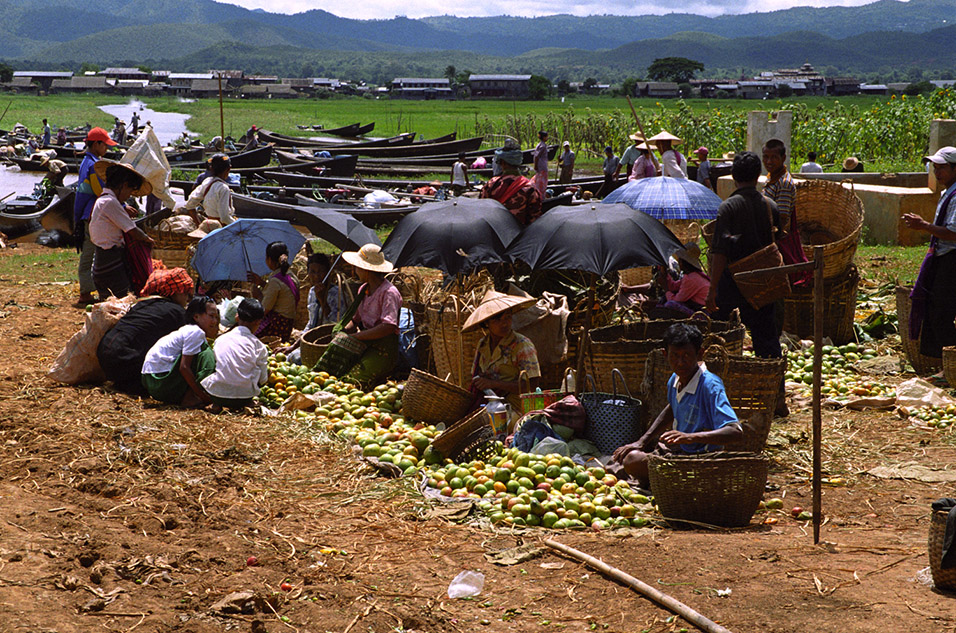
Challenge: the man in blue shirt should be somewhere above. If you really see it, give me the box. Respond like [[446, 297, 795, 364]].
[[41, 119, 51, 147], [73, 127, 116, 306], [610, 323, 741, 488]]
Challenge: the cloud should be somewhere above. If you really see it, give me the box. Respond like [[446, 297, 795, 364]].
[[221, 0, 880, 19]]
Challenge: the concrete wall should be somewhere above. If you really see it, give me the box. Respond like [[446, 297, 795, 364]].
[[746, 111, 793, 171], [715, 175, 936, 246]]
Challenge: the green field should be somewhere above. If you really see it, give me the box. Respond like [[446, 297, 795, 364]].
[[7, 91, 954, 172]]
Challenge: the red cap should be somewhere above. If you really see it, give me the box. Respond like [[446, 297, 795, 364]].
[[85, 127, 117, 146]]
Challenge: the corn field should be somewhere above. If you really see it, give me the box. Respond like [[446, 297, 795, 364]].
[[473, 89, 956, 171]]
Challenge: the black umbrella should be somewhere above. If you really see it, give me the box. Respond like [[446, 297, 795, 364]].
[[507, 203, 684, 276], [507, 202, 685, 384], [382, 197, 522, 275], [295, 206, 381, 252]]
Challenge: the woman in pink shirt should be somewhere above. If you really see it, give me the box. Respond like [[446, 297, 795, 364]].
[[659, 242, 710, 315], [315, 244, 402, 386]]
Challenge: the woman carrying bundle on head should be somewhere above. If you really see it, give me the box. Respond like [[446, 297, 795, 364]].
[[140, 295, 219, 408], [312, 244, 402, 386], [248, 241, 299, 341], [463, 290, 540, 412], [181, 153, 235, 229]]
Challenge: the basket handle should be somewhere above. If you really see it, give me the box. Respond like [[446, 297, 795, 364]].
[[584, 373, 598, 396], [610, 368, 634, 400], [518, 370, 531, 396], [452, 294, 464, 388], [689, 310, 712, 328]]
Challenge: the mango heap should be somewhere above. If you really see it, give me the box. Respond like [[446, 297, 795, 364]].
[[908, 404, 956, 430], [785, 344, 893, 400], [260, 355, 654, 530]]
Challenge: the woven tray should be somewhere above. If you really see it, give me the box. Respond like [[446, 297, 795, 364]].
[[782, 265, 859, 345], [793, 179, 863, 280], [944, 347, 956, 388], [930, 509, 956, 590], [896, 286, 942, 374], [401, 368, 474, 426], [648, 452, 768, 528]]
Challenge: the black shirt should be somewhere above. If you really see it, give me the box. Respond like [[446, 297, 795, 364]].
[[710, 186, 781, 264]]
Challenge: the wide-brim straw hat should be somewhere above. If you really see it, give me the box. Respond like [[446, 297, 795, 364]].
[[93, 160, 153, 197], [675, 241, 704, 271], [635, 142, 651, 151], [461, 289, 536, 332], [187, 218, 223, 240], [628, 132, 645, 142], [647, 130, 683, 145], [843, 156, 860, 170], [342, 243, 394, 274]]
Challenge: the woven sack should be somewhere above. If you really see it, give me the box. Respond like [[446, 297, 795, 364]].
[[648, 452, 768, 528], [580, 370, 643, 455]]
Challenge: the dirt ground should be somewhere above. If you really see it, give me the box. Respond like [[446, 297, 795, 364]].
[[2, 243, 956, 633]]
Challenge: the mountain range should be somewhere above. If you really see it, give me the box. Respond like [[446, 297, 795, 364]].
[[3, 0, 954, 82]]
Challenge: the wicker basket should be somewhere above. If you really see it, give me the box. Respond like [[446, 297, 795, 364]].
[[300, 324, 335, 369], [619, 267, 655, 286], [782, 265, 859, 345], [588, 313, 745, 395], [641, 346, 783, 453], [620, 221, 702, 287], [401, 368, 474, 426], [896, 286, 942, 374], [943, 347, 956, 388], [929, 510, 956, 590], [793, 179, 864, 280], [430, 408, 494, 461], [425, 297, 482, 389], [151, 247, 191, 270], [648, 452, 768, 528], [143, 210, 201, 250], [580, 371, 643, 455], [295, 282, 312, 330]]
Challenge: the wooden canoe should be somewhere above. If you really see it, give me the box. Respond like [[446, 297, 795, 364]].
[[257, 130, 414, 149]]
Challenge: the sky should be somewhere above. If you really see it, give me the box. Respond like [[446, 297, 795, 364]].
[[220, 0, 883, 20]]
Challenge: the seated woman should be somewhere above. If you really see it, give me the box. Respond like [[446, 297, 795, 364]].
[[313, 244, 402, 386], [182, 154, 235, 225], [141, 296, 219, 407], [201, 298, 270, 412], [97, 268, 195, 395], [608, 323, 742, 489], [656, 242, 710, 316], [462, 290, 541, 412], [248, 241, 299, 341], [88, 161, 154, 300]]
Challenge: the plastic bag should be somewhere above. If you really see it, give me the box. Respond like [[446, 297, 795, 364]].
[[447, 570, 484, 598], [363, 190, 397, 208], [530, 436, 570, 456], [218, 296, 243, 327], [896, 378, 956, 410], [48, 295, 136, 384], [121, 127, 175, 209]]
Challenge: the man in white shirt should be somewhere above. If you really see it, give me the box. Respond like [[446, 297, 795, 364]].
[[800, 151, 824, 173], [202, 299, 270, 410]]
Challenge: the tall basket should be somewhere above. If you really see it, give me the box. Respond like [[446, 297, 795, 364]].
[[782, 265, 860, 345], [929, 509, 956, 590], [425, 297, 482, 389], [793, 179, 864, 280], [401, 368, 474, 426], [580, 370, 643, 455], [896, 286, 942, 374]]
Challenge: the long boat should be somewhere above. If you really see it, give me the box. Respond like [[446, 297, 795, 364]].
[[293, 194, 417, 227], [310, 136, 484, 159], [169, 145, 274, 171], [0, 188, 75, 234], [257, 130, 415, 149], [354, 144, 557, 168], [232, 192, 415, 231], [305, 122, 375, 137]]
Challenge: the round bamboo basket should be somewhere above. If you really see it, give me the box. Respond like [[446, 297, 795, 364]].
[[793, 179, 863, 280], [943, 347, 956, 388], [782, 265, 859, 345], [619, 220, 702, 286], [896, 286, 942, 374], [401, 368, 474, 426], [300, 324, 335, 369], [929, 510, 956, 590]]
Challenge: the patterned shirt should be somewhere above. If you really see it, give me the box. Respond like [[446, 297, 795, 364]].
[[667, 367, 739, 454], [763, 170, 796, 221], [354, 280, 402, 333], [480, 175, 542, 225], [473, 331, 540, 410]]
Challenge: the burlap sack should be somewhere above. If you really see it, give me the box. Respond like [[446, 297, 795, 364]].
[[48, 295, 136, 384]]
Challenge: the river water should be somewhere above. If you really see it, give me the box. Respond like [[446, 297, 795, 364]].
[[0, 99, 192, 197]]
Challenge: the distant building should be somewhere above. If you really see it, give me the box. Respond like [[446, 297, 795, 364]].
[[210, 70, 244, 88], [49, 76, 112, 94], [390, 77, 453, 100], [859, 83, 889, 96], [240, 84, 297, 99], [635, 81, 680, 98], [312, 78, 342, 92], [737, 81, 775, 99], [190, 79, 226, 98], [469, 74, 531, 99], [12, 71, 73, 92], [169, 73, 214, 95], [101, 67, 149, 81], [244, 75, 279, 85], [150, 70, 171, 83], [826, 77, 861, 96]]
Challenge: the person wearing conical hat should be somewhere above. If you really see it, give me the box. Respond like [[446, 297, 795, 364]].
[[620, 133, 646, 182], [627, 142, 657, 181], [88, 160, 154, 300], [648, 131, 687, 179], [463, 290, 540, 411], [312, 244, 402, 386]]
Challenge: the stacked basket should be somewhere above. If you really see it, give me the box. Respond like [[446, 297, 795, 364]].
[[425, 298, 482, 389], [897, 286, 942, 375], [143, 209, 201, 271]]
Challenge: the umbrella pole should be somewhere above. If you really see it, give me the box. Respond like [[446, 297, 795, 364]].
[[575, 274, 595, 396]]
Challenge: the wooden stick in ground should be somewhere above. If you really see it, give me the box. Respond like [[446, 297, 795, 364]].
[[812, 245, 824, 544], [544, 539, 734, 633]]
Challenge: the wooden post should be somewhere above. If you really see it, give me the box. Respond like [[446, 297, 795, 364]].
[[217, 74, 225, 152], [575, 274, 595, 395], [812, 245, 824, 544]]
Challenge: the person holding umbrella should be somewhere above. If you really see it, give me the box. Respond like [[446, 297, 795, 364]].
[[248, 241, 300, 341], [462, 290, 540, 412], [480, 142, 542, 226], [313, 244, 402, 386]]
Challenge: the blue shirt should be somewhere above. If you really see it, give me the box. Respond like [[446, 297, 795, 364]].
[[666, 367, 738, 454], [73, 151, 103, 224]]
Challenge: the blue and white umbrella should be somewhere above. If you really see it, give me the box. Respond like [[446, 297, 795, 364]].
[[191, 218, 306, 282], [601, 176, 721, 221]]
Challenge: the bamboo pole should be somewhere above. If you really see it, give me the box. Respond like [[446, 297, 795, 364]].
[[812, 245, 824, 544], [545, 539, 734, 633], [217, 74, 225, 152], [574, 273, 595, 396], [625, 95, 660, 172]]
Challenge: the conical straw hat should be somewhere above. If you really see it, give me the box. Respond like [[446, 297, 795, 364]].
[[461, 289, 536, 332]]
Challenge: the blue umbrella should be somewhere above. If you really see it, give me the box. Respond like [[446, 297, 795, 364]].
[[601, 176, 721, 221], [191, 218, 306, 282]]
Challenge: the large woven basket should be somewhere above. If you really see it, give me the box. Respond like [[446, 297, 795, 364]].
[[580, 370, 643, 455], [425, 298, 482, 389], [793, 179, 864, 280], [943, 347, 956, 388], [641, 345, 783, 453], [896, 286, 942, 374], [401, 368, 474, 426], [620, 220, 702, 286], [300, 324, 335, 369], [151, 247, 190, 270], [430, 408, 496, 462], [930, 510, 956, 590], [588, 313, 745, 395], [648, 452, 768, 528], [782, 265, 860, 345], [143, 211, 201, 250]]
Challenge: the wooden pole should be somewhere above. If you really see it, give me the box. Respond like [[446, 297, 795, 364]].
[[812, 245, 824, 544], [545, 539, 735, 633], [217, 74, 225, 152], [575, 274, 595, 396], [625, 95, 659, 172]]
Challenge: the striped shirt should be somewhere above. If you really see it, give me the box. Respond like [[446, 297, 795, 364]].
[[763, 170, 796, 220]]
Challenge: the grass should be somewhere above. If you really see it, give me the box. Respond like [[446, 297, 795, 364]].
[[856, 244, 925, 286], [0, 249, 77, 284]]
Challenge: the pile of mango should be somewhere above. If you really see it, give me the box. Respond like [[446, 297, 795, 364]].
[[785, 344, 893, 401], [908, 405, 956, 430]]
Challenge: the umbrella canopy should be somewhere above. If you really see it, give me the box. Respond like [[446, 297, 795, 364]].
[[296, 206, 380, 252], [507, 203, 683, 276], [191, 218, 306, 282], [382, 197, 522, 275], [601, 176, 722, 221]]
